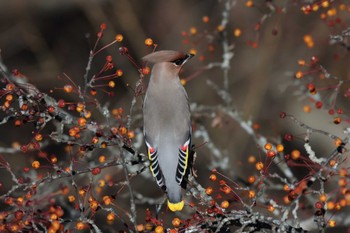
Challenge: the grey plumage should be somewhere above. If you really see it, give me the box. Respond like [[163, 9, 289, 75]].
[[142, 50, 193, 211]]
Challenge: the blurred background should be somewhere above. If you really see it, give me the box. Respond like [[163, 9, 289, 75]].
[[0, 0, 349, 232]]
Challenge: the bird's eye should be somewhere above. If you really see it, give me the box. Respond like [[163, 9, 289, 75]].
[[172, 59, 184, 66]]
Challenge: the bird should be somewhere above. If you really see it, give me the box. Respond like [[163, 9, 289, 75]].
[[142, 50, 194, 212]]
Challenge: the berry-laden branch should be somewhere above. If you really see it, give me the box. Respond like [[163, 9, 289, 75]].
[[0, 0, 349, 232]]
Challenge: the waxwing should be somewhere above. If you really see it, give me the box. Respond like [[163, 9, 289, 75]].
[[142, 50, 194, 211]]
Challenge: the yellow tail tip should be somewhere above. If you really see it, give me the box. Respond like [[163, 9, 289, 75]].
[[167, 200, 184, 212]]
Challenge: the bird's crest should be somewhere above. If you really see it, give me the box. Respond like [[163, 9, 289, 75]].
[[142, 50, 186, 64]]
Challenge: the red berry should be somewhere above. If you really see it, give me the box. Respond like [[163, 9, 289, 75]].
[[284, 134, 293, 141], [315, 101, 323, 109], [280, 112, 287, 118], [106, 55, 113, 62], [20, 145, 28, 153], [118, 47, 128, 55], [307, 83, 315, 90], [92, 167, 101, 175], [315, 202, 323, 209], [100, 23, 107, 30], [57, 99, 65, 108], [328, 109, 335, 115], [311, 56, 318, 64]]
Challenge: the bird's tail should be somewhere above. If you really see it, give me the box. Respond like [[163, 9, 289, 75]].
[[167, 199, 184, 212]]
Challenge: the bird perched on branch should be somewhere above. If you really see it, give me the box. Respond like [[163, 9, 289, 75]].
[[142, 50, 194, 212]]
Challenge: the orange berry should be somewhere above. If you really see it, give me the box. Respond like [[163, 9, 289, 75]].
[[298, 60, 306, 66], [51, 220, 60, 231], [145, 223, 153, 231], [6, 83, 14, 91], [339, 168, 347, 176], [327, 201, 335, 210], [334, 138, 342, 147], [248, 176, 255, 183], [189, 49, 197, 55], [190, 27, 197, 35], [64, 85, 73, 93], [334, 117, 341, 124], [248, 155, 256, 163], [172, 217, 181, 227], [107, 212, 115, 221], [76, 102, 85, 112], [180, 79, 187, 86], [205, 187, 213, 195], [78, 189, 85, 196], [68, 195, 75, 202], [264, 143, 272, 150], [50, 155, 57, 164], [144, 38, 153, 46], [84, 111, 91, 119], [115, 34, 123, 42], [136, 224, 145, 231], [14, 120, 21, 127], [155, 225, 164, 233], [91, 137, 99, 144], [276, 144, 284, 152], [98, 180, 106, 188], [99, 155, 106, 163], [142, 67, 150, 75], [322, 1, 329, 8], [248, 190, 255, 198], [328, 219, 336, 227], [319, 194, 327, 202], [233, 28, 242, 37], [303, 105, 311, 113], [255, 162, 264, 170], [245, 0, 253, 7], [217, 25, 225, 32], [50, 213, 58, 220], [338, 177, 347, 187], [32, 161, 40, 169], [77, 117, 87, 127], [291, 150, 301, 160], [221, 200, 229, 208], [76, 221, 84, 230], [90, 200, 98, 211], [222, 186, 231, 194], [267, 205, 275, 212], [209, 174, 217, 181], [329, 159, 336, 167], [127, 131, 135, 139], [283, 195, 291, 204], [116, 69, 123, 77], [295, 71, 304, 79], [35, 134, 43, 141], [119, 127, 127, 135], [5, 94, 13, 101], [108, 81, 115, 88], [103, 196, 112, 205], [303, 35, 313, 43], [202, 16, 209, 23]]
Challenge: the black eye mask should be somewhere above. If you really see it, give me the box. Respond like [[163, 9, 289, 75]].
[[172, 54, 193, 66]]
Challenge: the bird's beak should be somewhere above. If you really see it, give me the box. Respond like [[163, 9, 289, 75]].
[[184, 53, 194, 64], [187, 53, 195, 59]]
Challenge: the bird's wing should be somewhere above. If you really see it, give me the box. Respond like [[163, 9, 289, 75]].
[[145, 139, 165, 189], [175, 135, 192, 188]]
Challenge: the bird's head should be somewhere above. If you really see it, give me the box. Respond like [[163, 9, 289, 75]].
[[142, 50, 194, 75]]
